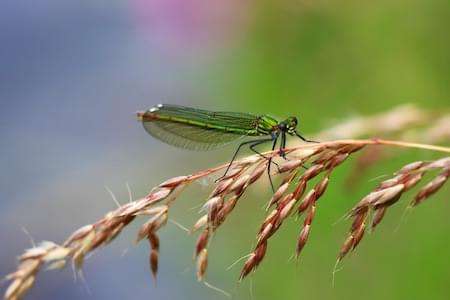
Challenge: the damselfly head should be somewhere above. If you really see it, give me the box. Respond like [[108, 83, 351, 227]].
[[283, 116, 298, 134]]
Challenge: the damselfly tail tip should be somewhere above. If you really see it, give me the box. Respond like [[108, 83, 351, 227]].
[[136, 111, 146, 121]]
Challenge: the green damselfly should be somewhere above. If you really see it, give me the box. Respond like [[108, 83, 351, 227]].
[[137, 104, 317, 191]]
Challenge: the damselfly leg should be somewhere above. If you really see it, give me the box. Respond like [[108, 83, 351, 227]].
[[265, 134, 280, 192], [295, 132, 318, 143], [279, 132, 287, 159], [217, 133, 283, 192], [217, 137, 275, 182]]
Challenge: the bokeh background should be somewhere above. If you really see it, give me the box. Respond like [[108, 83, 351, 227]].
[[1, 1, 449, 299]]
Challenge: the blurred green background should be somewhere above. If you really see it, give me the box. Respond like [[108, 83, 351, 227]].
[[1, 0, 449, 299]]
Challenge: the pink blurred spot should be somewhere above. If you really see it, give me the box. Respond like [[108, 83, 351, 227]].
[[130, 0, 251, 57]]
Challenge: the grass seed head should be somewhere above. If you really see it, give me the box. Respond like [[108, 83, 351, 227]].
[[4, 138, 450, 300]]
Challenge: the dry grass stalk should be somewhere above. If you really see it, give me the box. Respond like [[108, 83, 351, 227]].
[[4, 138, 450, 300]]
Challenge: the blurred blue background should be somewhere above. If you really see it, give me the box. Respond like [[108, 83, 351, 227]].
[[1, 1, 449, 299]]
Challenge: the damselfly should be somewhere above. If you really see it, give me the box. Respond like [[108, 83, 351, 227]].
[[137, 104, 317, 191]]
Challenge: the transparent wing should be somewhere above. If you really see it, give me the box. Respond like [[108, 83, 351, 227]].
[[142, 119, 245, 150], [139, 104, 265, 150]]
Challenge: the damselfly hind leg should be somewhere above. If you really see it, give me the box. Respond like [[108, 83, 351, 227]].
[[279, 132, 288, 160], [266, 135, 280, 192], [248, 137, 283, 192], [249, 139, 281, 171], [216, 137, 274, 182], [216, 135, 281, 193], [216, 140, 261, 182]]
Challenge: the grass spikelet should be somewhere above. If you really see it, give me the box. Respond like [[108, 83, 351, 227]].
[[147, 232, 160, 280]]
